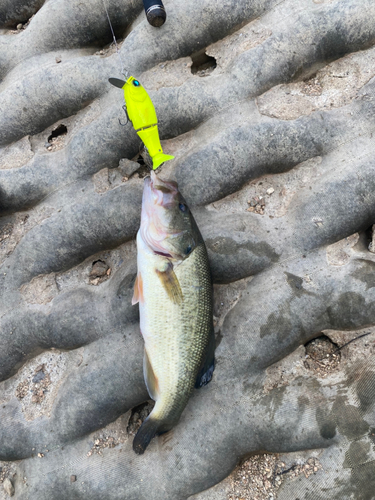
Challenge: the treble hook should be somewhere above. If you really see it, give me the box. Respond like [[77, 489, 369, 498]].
[[119, 104, 129, 126]]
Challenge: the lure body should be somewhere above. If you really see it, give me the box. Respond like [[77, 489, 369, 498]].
[[109, 76, 174, 170]]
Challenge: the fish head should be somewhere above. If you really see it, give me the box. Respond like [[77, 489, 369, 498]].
[[141, 171, 200, 260], [124, 76, 148, 103]]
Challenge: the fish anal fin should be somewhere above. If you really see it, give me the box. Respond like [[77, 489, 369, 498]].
[[156, 262, 183, 305], [195, 327, 216, 389], [143, 349, 159, 401], [132, 273, 144, 305]]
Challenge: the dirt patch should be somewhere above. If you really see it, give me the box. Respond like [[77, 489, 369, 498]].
[[257, 46, 375, 120], [246, 195, 266, 215], [86, 413, 130, 457], [4, 350, 79, 421], [0, 137, 34, 170], [55, 239, 136, 294], [326, 233, 359, 266], [209, 156, 322, 218], [126, 401, 154, 436], [89, 259, 111, 286], [86, 436, 118, 457], [0, 208, 55, 266], [325, 326, 375, 361], [139, 58, 192, 91], [0, 224, 13, 244], [15, 380, 29, 400], [228, 454, 322, 500], [15, 363, 51, 406], [94, 39, 124, 58], [20, 273, 58, 304], [304, 336, 341, 378], [263, 333, 345, 395], [207, 19, 272, 73], [0, 461, 17, 499]]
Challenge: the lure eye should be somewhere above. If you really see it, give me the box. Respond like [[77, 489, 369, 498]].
[[185, 245, 192, 255], [179, 203, 187, 212], [133, 80, 141, 87]]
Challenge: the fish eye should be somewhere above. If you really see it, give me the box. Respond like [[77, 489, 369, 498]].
[[179, 203, 187, 212], [185, 245, 192, 255], [133, 80, 141, 87]]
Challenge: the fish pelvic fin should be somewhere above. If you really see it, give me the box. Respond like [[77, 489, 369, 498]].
[[156, 262, 183, 305], [152, 152, 175, 170], [195, 326, 216, 389], [133, 415, 161, 455], [131, 272, 144, 305]]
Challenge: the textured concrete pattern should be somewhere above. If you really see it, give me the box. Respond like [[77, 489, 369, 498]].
[[0, 0, 375, 498]]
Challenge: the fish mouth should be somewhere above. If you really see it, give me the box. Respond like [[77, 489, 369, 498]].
[[143, 171, 179, 209], [150, 171, 178, 194], [153, 250, 173, 258], [141, 172, 183, 259]]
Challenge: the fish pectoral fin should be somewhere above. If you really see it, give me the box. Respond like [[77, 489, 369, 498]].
[[195, 326, 216, 389], [156, 262, 183, 305], [132, 273, 144, 305], [143, 349, 159, 401]]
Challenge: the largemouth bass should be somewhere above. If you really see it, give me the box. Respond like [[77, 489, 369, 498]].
[[132, 171, 215, 454]]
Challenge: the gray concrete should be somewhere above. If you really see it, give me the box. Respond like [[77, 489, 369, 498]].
[[1, 0, 375, 498]]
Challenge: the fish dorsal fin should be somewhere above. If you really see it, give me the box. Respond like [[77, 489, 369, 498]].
[[156, 262, 183, 305], [195, 326, 216, 389], [143, 349, 159, 401], [132, 273, 143, 305]]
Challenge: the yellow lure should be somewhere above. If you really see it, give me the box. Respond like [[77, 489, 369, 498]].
[[109, 76, 174, 170]]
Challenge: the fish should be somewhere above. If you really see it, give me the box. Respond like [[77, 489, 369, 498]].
[[132, 170, 215, 454], [109, 76, 174, 170]]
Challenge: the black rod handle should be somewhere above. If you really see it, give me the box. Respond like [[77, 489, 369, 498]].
[[143, 0, 166, 27]]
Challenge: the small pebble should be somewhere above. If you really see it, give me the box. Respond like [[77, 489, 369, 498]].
[[3, 478, 15, 497], [70, 475, 77, 483], [16, 23, 23, 30], [267, 187, 275, 195], [55, 56, 62, 63]]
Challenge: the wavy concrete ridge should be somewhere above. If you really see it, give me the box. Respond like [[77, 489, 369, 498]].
[[0, 0, 375, 499]]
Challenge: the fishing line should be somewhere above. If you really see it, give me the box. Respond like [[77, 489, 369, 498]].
[[101, 0, 127, 78]]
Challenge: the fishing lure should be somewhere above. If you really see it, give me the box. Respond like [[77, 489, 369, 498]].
[[109, 76, 174, 170]]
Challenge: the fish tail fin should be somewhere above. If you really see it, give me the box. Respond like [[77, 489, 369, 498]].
[[152, 152, 175, 170], [133, 415, 161, 455]]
